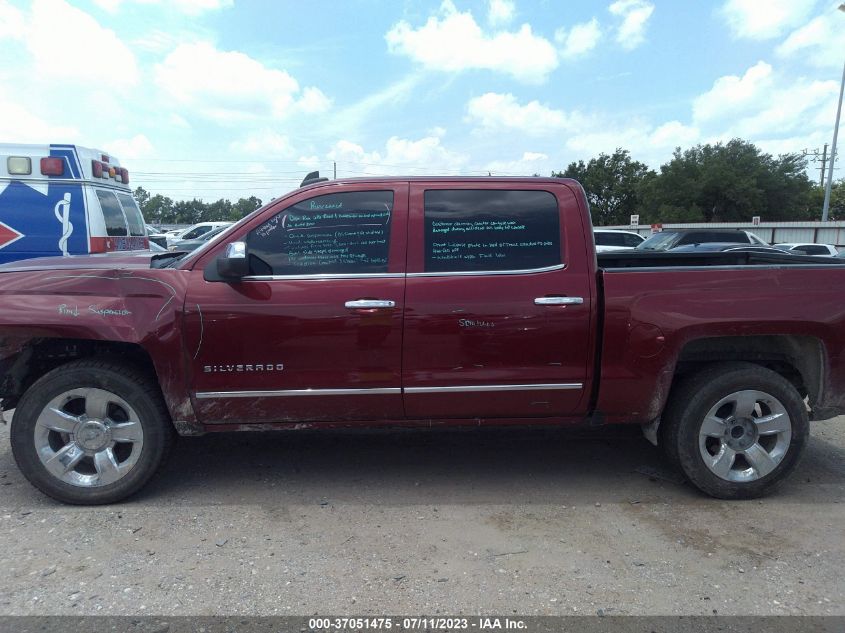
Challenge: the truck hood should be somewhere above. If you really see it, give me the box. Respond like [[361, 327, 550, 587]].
[[0, 252, 156, 273]]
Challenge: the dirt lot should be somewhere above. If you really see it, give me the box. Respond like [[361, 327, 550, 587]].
[[0, 415, 843, 616]]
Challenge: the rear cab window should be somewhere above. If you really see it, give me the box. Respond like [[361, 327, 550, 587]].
[[422, 189, 561, 273]]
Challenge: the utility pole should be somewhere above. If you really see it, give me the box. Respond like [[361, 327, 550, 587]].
[[333, 161, 337, 179], [803, 144, 830, 187], [822, 4, 845, 221]]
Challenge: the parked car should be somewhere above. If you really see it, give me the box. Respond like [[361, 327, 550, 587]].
[[165, 222, 231, 247], [670, 242, 790, 255], [0, 143, 148, 264], [2, 176, 845, 504], [636, 229, 766, 251], [774, 243, 838, 256], [593, 229, 645, 252], [145, 225, 170, 248], [168, 224, 230, 252]]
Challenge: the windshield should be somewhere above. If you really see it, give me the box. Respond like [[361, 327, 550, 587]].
[[200, 226, 227, 241], [636, 232, 678, 251]]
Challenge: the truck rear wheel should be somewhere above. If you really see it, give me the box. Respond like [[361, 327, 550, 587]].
[[10, 359, 174, 505], [661, 362, 808, 499]]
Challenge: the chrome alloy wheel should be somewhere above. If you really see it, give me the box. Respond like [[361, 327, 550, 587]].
[[33, 388, 144, 487], [698, 389, 792, 482]]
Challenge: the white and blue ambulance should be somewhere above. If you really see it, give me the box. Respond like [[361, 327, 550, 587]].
[[0, 143, 149, 265]]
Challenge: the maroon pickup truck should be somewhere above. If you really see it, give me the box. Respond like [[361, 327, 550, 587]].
[[1, 176, 843, 504]]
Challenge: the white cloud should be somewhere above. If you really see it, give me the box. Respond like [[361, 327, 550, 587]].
[[297, 87, 332, 114], [466, 92, 579, 136], [328, 136, 468, 175], [728, 78, 839, 139], [106, 134, 155, 159], [720, 0, 816, 40], [325, 75, 421, 137], [488, 0, 515, 26], [297, 155, 321, 170], [555, 18, 602, 59], [778, 12, 845, 68], [92, 0, 232, 15], [0, 98, 80, 143], [566, 119, 700, 164], [154, 42, 330, 122], [131, 28, 205, 53], [230, 131, 295, 157], [692, 61, 774, 122], [690, 61, 839, 149], [8, 0, 140, 89], [485, 151, 551, 175], [608, 0, 655, 50], [0, 1, 25, 39], [385, 0, 558, 83]]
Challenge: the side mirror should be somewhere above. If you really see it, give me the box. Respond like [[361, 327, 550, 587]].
[[217, 242, 249, 280]]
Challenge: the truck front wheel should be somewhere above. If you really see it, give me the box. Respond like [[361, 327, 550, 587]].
[[10, 359, 174, 505], [662, 362, 808, 499]]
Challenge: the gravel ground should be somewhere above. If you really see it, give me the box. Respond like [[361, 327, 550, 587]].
[[0, 415, 843, 616]]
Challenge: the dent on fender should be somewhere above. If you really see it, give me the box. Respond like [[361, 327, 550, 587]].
[[0, 267, 197, 424]]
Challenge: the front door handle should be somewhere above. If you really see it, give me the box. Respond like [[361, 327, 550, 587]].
[[534, 296, 584, 306], [345, 299, 396, 309]]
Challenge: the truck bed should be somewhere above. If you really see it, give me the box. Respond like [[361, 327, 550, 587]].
[[597, 250, 845, 269]]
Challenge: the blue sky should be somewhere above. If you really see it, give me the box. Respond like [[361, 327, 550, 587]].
[[0, 0, 843, 202]]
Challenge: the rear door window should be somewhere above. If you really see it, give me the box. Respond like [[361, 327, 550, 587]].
[[622, 233, 643, 247], [182, 226, 212, 240], [423, 189, 561, 273], [796, 245, 829, 255], [95, 190, 128, 236], [595, 232, 624, 247], [116, 193, 146, 236]]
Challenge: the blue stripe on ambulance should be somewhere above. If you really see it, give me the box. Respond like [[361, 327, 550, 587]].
[[0, 146, 88, 264], [49, 144, 82, 179]]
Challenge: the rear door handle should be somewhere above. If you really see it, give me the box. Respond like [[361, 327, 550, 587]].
[[345, 299, 396, 309], [534, 296, 584, 306]]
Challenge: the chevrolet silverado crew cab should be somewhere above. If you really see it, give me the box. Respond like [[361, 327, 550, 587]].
[[1, 176, 843, 504]]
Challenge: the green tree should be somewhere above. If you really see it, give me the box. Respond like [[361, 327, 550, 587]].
[[205, 199, 233, 221], [172, 199, 207, 224], [143, 194, 175, 224], [641, 139, 815, 222], [554, 149, 655, 226], [806, 179, 845, 221], [132, 186, 150, 209], [832, 179, 845, 220], [232, 196, 263, 220]]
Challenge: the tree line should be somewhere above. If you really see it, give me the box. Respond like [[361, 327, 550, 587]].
[[132, 187, 263, 225], [132, 138, 845, 226], [554, 139, 845, 225]]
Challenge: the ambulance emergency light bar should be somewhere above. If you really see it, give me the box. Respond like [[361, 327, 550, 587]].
[[91, 159, 129, 184], [5, 154, 129, 184]]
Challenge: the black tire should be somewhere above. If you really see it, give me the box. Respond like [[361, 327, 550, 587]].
[[659, 362, 808, 499], [10, 359, 174, 505]]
